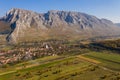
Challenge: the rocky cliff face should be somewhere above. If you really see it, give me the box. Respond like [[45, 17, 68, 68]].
[[1, 8, 120, 43]]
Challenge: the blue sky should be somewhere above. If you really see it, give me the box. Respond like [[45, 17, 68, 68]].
[[0, 0, 120, 23]]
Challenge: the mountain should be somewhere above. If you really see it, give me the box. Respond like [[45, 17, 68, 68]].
[[0, 8, 120, 43], [0, 21, 11, 44], [0, 21, 10, 34]]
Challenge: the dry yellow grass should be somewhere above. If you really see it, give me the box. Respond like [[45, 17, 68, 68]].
[[77, 55, 101, 64]]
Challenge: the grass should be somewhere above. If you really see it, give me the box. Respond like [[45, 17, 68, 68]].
[[83, 51, 120, 71], [77, 55, 101, 64], [15, 56, 62, 67], [0, 56, 64, 74], [0, 55, 120, 80]]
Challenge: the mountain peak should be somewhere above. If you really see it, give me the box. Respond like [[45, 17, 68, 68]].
[[8, 8, 31, 12], [48, 10, 60, 13], [7, 8, 25, 14], [6, 8, 39, 17], [0, 8, 120, 43]]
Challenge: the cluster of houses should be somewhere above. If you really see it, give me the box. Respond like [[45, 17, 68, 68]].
[[0, 41, 68, 65]]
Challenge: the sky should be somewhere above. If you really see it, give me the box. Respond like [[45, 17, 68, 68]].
[[0, 0, 120, 23]]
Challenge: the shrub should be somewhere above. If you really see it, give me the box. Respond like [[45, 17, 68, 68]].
[[44, 74, 48, 77], [52, 70, 61, 74], [100, 75, 107, 79], [15, 73, 21, 76], [1, 64, 9, 68], [71, 72, 78, 76], [22, 72, 33, 79]]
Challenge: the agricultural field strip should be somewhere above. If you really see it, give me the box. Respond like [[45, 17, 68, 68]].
[[77, 55, 101, 64], [85, 55, 120, 65], [78, 55, 120, 73], [85, 52, 120, 63], [0, 56, 67, 76], [54, 65, 91, 80], [15, 56, 66, 70], [0, 71, 16, 76], [15, 56, 61, 67], [83, 52, 120, 69]]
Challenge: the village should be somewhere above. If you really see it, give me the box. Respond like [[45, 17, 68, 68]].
[[0, 40, 70, 65]]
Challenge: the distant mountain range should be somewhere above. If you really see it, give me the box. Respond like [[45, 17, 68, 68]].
[[0, 8, 120, 43]]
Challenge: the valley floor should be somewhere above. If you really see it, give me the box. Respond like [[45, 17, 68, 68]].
[[0, 51, 120, 80]]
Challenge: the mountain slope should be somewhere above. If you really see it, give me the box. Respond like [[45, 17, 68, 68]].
[[1, 8, 120, 43], [0, 21, 11, 44], [0, 21, 10, 34]]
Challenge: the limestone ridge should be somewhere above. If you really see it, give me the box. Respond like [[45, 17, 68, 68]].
[[1, 8, 120, 42]]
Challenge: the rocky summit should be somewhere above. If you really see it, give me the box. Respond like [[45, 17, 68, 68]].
[[0, 8, 120, 43]]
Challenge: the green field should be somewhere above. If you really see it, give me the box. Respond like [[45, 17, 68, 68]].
[[0, 54, 120, 80], [83, 52, 120, 71]]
